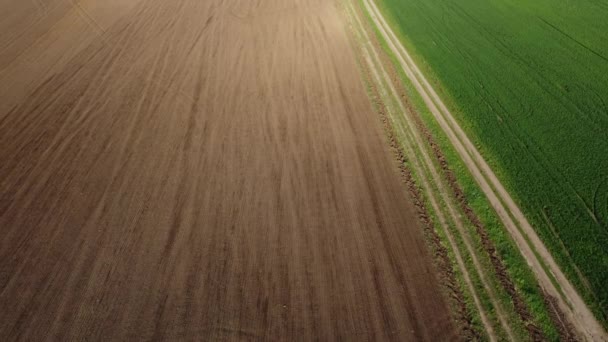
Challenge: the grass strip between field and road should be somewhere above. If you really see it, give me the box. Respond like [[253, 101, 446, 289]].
[[344, 2, 533, 340], [347, 0, 608, 340], [343, 1, 560, 340]]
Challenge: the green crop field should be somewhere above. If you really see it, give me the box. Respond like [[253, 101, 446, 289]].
[[375, 0, 608, 323]]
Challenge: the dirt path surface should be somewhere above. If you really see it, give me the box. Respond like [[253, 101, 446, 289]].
[[361, 0, 608, 340], [0, 0, 456, 340]]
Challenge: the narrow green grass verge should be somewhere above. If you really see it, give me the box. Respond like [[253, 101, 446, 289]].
[[356, 0, 561, 339]]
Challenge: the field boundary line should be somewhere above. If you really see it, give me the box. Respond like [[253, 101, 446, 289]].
[[345, 2, 524, 339], [346, 3, 498, 339], [360, 0, 608, 340]]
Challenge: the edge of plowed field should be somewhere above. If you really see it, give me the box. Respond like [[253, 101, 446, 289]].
[[343, 1, 562, 340], [357, 0, 608, 340]]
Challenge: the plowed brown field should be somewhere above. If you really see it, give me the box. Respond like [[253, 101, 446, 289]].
[[0, 0, 455, 340]]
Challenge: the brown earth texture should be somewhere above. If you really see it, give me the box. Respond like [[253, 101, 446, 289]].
[[0, 0, 456, 340]]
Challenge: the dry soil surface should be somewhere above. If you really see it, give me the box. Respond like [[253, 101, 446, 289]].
[[0, 0, 455, 340]]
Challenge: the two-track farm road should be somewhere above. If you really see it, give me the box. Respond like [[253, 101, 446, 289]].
[[0, 0, 456, 340]]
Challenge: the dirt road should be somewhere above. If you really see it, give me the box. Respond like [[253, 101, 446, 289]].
[[0, 0, 455, 340], [360, 0, 608, 340]]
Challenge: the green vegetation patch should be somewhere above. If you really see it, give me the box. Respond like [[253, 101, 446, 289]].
[[375, 0, 608, 325]]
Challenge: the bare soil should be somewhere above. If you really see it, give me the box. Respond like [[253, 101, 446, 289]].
[[0, 0, 456, 340]]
